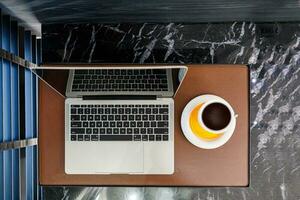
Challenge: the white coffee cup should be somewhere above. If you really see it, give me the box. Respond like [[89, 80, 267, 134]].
[[197, 99, 236, 135]]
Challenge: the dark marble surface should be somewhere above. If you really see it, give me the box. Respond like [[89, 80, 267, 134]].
[[41, 23, 300, 200]]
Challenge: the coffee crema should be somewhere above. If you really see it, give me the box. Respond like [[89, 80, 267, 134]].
[[201, 103, 231, 131]]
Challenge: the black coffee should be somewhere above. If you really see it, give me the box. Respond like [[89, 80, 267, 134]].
[[202, 103, 231, 131]]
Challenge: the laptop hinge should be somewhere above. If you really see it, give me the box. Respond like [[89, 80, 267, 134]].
[[82, 95, 157, 100]]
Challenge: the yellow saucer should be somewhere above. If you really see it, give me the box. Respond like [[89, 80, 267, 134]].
[[189, 103, 222, 140]]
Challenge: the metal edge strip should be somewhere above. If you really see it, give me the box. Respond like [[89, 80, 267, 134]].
[[0, 48, 38, 69], [0, 138, 37, 151]]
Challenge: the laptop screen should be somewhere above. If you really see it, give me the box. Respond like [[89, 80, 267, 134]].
[[31, 65, 187, 98]]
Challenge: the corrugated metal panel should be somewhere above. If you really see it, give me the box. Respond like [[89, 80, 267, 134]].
[[0, 9, 39, 200]]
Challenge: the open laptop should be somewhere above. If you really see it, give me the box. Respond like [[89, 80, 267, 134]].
[[64, 67, 177, 174]]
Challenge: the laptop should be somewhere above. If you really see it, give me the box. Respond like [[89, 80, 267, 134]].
[[64, 67, 176, 174]]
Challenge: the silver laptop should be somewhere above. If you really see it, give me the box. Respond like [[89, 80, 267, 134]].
[[64, 67, 176, 174]]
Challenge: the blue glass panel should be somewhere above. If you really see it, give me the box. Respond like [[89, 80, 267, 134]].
[[24, 30, 33, 200], [31, 35, 38, 200], [11, 20, 20, 200], [0, 11, 3, 200], [2, 14, 12, 200]]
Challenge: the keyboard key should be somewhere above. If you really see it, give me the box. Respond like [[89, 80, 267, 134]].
[[130, 122, 136, 127], [86, 129, 92, 134], [113, 128, 119, 134], [139, 109, 144, 114], [132, 108, 138, 114], [127, 128, 133, 134], [149, 115, 155, 120], [125, 108, 131, 114], [141, 128, 146, 134], [71, 135, 77, 141], [151, 122, 156, 127], [98, 108, 104, 114], [71, 128, 85, 134], [134, 135, 141, 141], [149, 135, 155, 141], [112, 108, 118, 114], [137, 122, 143, 127], [93, 129, 99, 134], [159, 108, 168, 114], [134, 128, 139, 134], [129, 115, 134, 120], [78, 108, 83, 114], [163, 135, 169, 141], [100, 135, 132, 141], [135, 115, 141, 120], [71, 122, 82, 128], [71, 108, 76, 114], [123, 122, 129, 127], [100, 128, 105, 134], [144, 122, 150, 127], [147, 128, 153, 134], [83, 122, 88, 127], [78, 135, 84, 141], [158, 122, 168, 127], [71, 115, 80, 120], [91, 135, 99, 141], [91, 108, 97, 114], [154, 128, 168, 134], [156, 135, 162, 141], [84, 135, 90, 141], [107, 128, 112, 134], [120, 129, 126, 134], [90, 122, 95, 127], [142, 135, 148, 141], [117, 122, 122, 127], [101, 115, 107, 120]]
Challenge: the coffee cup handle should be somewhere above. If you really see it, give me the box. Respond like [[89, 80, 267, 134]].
[[234, 114, 238, 118]]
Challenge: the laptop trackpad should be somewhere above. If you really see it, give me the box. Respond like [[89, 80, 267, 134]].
[[96, 142, 143, 174]]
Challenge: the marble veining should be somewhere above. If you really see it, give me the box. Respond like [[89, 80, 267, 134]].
[[42, 22, 300, 200]]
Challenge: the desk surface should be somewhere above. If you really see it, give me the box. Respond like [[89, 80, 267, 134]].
[[39, 64, 249, 186]]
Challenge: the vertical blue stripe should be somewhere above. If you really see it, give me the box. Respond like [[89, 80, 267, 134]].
[[0, 11, 4, 200], [36, 39, 42, 200], [11, 20, 20, 200], [24, 31, 33, 200], [31, 35, 38, 200], [2, 15, 12, 200]]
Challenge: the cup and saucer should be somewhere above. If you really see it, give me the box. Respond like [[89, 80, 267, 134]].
[[181, 94, 237, 149]]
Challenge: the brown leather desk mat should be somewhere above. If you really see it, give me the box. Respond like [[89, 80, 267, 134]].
[[39, 64, 249, 186]]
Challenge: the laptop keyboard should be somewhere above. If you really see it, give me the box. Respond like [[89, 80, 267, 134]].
[[69, 104, 170, 141], [71, 69, 169, 92]]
